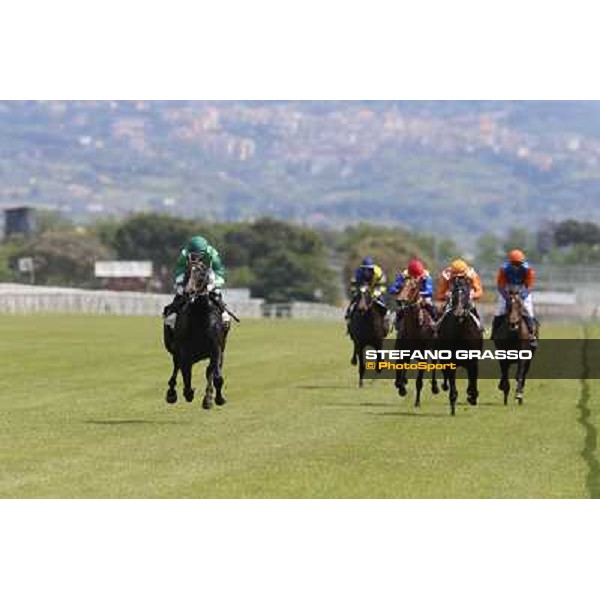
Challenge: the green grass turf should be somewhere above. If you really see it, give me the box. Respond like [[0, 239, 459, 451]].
[[0, 316, 595, 498]]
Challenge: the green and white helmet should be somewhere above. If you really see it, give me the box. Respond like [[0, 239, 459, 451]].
[[188, 236, 212, 262]]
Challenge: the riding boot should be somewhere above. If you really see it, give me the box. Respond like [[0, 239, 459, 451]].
[[344, 301, 355, 321], [210, 291, 233, 330], [163, 293, 185, 317], [222, 312, 232, 333], [395, 307, 404, 333], [163, 294, 186, 329], [383, 312, 391, 336], [491, 315, 503, 339], [524, 316, 538, 347]]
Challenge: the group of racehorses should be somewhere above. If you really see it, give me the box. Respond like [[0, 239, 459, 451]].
[[348, 275, 537, 415], [160, 260, 536, 417]]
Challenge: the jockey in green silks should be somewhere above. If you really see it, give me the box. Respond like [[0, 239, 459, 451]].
[[163, 235, 230, 329]]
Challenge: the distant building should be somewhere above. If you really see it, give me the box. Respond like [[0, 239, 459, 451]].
[[3, 206, 37, 239]]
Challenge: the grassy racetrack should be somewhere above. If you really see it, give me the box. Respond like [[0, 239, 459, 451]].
[[0, 315, 596, 498]]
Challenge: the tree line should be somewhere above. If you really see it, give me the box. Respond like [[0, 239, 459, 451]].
[[475, 219, 600, 268], [0, 212, 462, 304]]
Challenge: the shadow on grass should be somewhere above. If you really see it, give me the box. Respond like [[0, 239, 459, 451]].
[[320, 401, 396, 408], [370, 411, 452, 419], [84, 419, 187, 426], [295, 385, 356, 390]]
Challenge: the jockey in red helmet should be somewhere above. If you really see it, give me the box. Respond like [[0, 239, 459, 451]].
[[388, 258, 437, 330]]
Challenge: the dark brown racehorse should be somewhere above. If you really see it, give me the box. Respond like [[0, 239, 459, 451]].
[[163, 257, 228, 409], [348, 286, 388, 387], [394, 278, 439, 407], [493, 286, 537, 405], [437, 276, 483, 416]]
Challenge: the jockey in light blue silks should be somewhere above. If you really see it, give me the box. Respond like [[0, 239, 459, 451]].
[[491, 248, 537, 344]]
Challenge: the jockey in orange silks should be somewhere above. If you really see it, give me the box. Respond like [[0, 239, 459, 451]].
[[436, 258, 484, 330]]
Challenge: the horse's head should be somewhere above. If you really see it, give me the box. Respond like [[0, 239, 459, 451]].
[[449, 276, 471, 319], [356, 284, 373, 313], [185, 253, 211, 298], [398, 277, 421, 308], [507, 285, 523, 331]]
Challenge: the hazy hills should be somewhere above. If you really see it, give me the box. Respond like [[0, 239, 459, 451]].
[[1, 100, 599, 243]]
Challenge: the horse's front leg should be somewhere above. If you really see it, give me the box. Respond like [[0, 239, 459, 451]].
[[351, 341, 358, 366], [395, 367, 407, 397], [446, 368, 458, 416], [498, 360, 510, 405], [431, 367, 439, 394], [442, 370, 449, 392], [213, 347, 226, 407], [166, 355, 179, 404], [415, 367, 424, 408], [466, 360, 479, 406], [181, 359, 195, 403], [358, 345, 366, 388], [515, 359, 530, 405]]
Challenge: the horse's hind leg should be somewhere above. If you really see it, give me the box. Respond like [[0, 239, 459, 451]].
[[181, 360, 195, 403], [498, 361, 510, 405], [202, 363, 214, 409], [166, 356, 179, 404]]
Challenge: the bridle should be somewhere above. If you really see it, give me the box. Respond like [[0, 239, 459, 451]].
[[449, 276, 471, 320], [398, 278, 425, 325], [357, 285, 373, 313], [185, 254, 211, 299], [507, 285, 524, 331]]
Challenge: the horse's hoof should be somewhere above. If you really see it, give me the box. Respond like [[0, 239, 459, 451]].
[[397, 387, 407, 397], [516, 395, 523, 405], [202, 399, 212, 410], [166, 389, 177, 404], [431, 384, 439, 395], [442, 383, 449, 392], [467, 396, 478, 406], [184, 388, 195, 403], [215, 396, 226, 406]]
